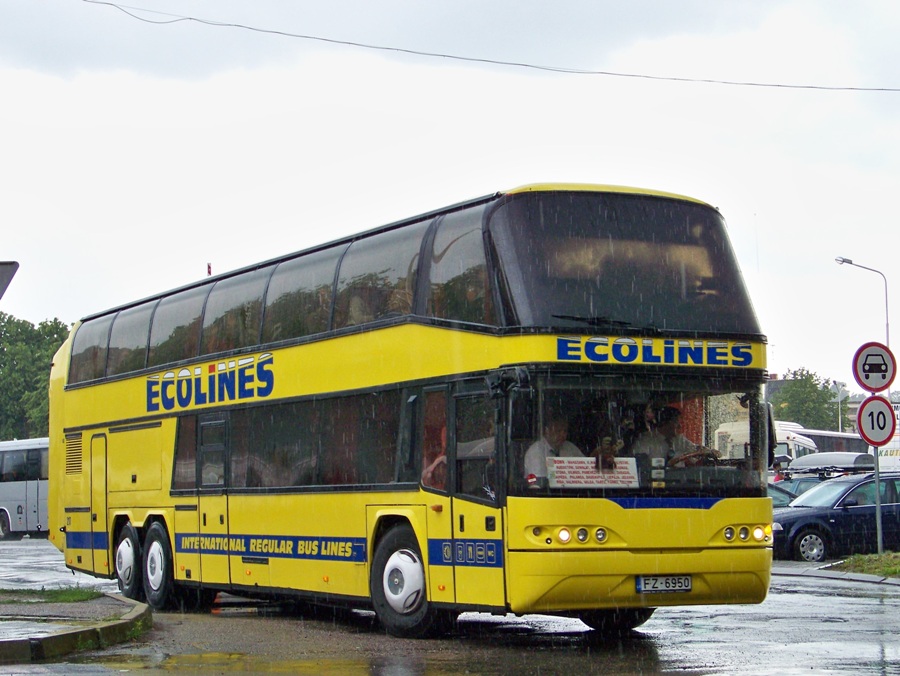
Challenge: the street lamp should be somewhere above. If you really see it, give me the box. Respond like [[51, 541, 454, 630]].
[[835, 255, 890, 555], [835, 257, 890, 347]]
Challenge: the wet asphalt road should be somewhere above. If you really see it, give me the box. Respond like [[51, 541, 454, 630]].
[[2, 538, 899, 674]]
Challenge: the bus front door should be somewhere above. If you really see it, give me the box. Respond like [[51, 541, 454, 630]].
[[450, 497, 505, 609], [198, 416, 230, 586]]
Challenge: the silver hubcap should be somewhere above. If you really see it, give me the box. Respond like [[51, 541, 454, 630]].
[[145, 540, 165, 591], [382, 548, 425, 614], [115, 537, 136, 587], [799, 534, 824, 562]]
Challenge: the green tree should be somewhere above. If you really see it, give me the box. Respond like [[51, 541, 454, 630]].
[[0, 313, 70, 439], [769, 367, 851, 431]]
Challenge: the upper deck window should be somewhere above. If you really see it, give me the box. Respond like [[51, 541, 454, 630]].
[[107, 302, 156, 376], [148, 286, 209, 368], [487, 191, 761, 336], [426, 206, 495, 325], [262, 246, 344, 343], [69, 315, 114, 383], [200, 267, 272, 356], [333, 220, 429, 329]]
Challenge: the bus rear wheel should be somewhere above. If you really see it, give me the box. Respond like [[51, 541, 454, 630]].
[[370, 525, 451, 638], [115, 523, 144, 601], [142, 522, 176, 610], [579, 608, 655, 633]]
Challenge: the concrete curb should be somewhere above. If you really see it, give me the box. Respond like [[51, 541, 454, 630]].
[[0, 593, 151, 665], [772, 564, 900, 586]]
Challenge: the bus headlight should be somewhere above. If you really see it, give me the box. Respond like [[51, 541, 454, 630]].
[[724, 527, 735, 541], [576, 528, 589, 543], [595, 528, 607, 543], [558, 528, 571, 544], [739, 527, 750, 541], [752, 526, 767, 542]]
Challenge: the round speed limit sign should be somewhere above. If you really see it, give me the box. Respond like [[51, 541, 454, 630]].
[[857, 395, 896, 447]]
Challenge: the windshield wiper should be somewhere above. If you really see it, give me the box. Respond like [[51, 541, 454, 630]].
[[552, 314, 632, 328]]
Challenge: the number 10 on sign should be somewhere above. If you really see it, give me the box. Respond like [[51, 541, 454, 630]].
[[857, 395, 896, 447]]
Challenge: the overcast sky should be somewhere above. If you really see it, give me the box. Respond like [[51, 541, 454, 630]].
[[3, 1, 900, 395]]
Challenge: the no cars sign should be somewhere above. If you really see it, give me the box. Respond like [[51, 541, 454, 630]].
[[852, 342, 896, 393]]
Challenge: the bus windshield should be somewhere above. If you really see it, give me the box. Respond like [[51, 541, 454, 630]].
[[488, 191, 761, 336], [507, 373, 765, 499]]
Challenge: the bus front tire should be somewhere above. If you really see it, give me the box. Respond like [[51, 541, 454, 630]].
[[115, 523, 144, 601], [370, 525, 450, 638], [0, 512, 10, 539], [142, 522, 176, 610], [580, 607, 655, 633]]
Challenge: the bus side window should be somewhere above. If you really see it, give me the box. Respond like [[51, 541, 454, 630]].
[[172, 416, 198, 490], [421, 389, 448, 491]]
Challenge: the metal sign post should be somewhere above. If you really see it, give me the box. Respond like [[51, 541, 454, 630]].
[[852, 342, 896, 556]]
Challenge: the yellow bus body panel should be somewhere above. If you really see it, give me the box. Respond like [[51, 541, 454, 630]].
[[504, 496, 772, 613]]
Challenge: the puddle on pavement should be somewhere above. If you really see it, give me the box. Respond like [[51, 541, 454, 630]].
[[0, 618, 70, 639]]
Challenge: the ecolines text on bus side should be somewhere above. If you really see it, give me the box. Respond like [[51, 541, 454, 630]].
[[146, 353, 274, 413], [557, 337, 759, 368]]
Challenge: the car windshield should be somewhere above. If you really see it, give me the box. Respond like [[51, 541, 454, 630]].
[[789, 480, 853, 507]]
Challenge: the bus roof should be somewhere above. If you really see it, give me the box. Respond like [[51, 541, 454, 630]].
[[77, 183, 714, 323]]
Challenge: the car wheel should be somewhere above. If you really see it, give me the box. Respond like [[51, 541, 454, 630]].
[[793, 528, 828, 563]]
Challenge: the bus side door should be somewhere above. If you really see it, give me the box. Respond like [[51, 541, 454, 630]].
[[197, 415, 231, 585], [450, 394, 506, 610], [25, 448, 45, 533], [89, 435, 109, 574]]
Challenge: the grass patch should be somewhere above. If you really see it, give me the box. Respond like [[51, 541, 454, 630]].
[[827, 552, 900, 578], [0, 586, 104, 603]]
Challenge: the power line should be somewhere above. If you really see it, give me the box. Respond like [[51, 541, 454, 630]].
[[84, 1, 900, 93]]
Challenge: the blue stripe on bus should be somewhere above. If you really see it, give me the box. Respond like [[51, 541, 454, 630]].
[[65, 531, 109, 550], [174, 533, 367, 562], [607, 497, 723, 509], [427, 538, 504, 568]]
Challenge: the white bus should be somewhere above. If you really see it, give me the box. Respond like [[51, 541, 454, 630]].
[[0, 438, 49, 539], [714, 420, 817, 466]]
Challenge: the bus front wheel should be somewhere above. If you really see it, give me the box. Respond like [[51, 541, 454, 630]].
[[370, 525, 450, 638], [0, 511, 10, 539], [115, 523, 144, 601], [142, 522, 176, 610], [580, 608, 655, 633]]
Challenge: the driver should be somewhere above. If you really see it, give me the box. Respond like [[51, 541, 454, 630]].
[[631, 406, 718, 466]]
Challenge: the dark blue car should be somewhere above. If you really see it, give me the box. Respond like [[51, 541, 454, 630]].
[[772, 472, 900, 563]]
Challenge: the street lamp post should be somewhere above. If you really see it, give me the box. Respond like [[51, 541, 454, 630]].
[[835, 256, 889, 554], [835, 257, 890, 347]]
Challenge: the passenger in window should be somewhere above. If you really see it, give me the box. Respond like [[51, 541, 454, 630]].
[[631, 406, 719, 466], [347, 293, 374, 325], [422, 426, 447, 490], [591, 420, 625, 471], [524, 414, 584, 487]]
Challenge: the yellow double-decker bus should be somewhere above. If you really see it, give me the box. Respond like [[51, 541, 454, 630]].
[[49, 184, 773, 637]]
